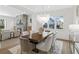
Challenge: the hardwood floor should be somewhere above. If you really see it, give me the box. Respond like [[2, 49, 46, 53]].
[[57, 39, 73, 54], [0, 38, 20, 52], [62, 41, 71, 54], [0, 38, 73, 54]]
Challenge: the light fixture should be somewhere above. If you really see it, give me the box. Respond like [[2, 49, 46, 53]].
[[69, 24, 79, 53]]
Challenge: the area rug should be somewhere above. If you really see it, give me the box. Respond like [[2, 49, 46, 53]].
[[8, 45, 21, 54], [8, 40, 63, 54], [53, 40, 63, 54]]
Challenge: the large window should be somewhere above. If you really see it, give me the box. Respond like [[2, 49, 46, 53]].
[[43, 16, 64, 29]]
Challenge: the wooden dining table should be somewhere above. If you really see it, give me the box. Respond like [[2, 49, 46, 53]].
[[30, 33, 44, 42], [29, 32, 54, 53], [29, 32, 45, 53]]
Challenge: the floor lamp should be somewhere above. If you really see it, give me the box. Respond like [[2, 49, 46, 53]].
[[69, 24, 79, 53]]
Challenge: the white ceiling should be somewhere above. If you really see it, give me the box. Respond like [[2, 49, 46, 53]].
[[0, 5, 73, 17], [0, 5, 25, 17], [20, 5, 73, 13]]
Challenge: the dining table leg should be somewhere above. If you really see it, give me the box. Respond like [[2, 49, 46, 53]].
[[32, 43, 39, 53]]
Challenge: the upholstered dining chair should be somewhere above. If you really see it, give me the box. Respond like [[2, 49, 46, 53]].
[[20, 31, 34, 54], [21, 31, 30, 38], [20, 37, 35, 54], [36, 33, 56, 53]]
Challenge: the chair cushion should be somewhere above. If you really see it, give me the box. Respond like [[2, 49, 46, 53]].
[[21, 31, 29, 38], [36, 34, 53, 52]]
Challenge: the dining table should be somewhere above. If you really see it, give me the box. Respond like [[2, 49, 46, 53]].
[[29, 32, 54, 53], [29, 32, 45, 53]]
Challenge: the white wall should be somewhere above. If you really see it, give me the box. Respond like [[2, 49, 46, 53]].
[[50, 7, 74, 40], [31, 7, 75, 40], [31, 15, 39, 33], [0, 15, 16, 30]]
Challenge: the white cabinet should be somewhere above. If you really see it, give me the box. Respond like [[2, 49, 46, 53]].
[[16, 14, 28, 32]]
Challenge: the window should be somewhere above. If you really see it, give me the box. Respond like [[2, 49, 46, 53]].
[[0, 19, 4, 29], [43, 16, 64, 29], [48, 17, 55, 29]]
